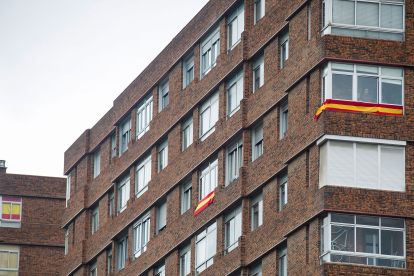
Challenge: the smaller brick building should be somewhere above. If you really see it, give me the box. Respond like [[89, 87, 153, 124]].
[[0, 160, 66, 276]]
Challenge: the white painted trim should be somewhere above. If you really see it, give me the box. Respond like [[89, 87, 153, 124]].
[[317, 135, 406, 146]]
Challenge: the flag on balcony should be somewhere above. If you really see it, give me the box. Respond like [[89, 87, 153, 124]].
[[314, 99, 403, 119], [194, 191, 215, 216]]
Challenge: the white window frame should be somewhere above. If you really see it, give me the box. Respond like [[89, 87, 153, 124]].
[[252, 123, 263, 161], [321, 0, 405, 41], [159, 78, 169, 112], [183, 53, 195, 88], [200, 90, 219, 141], [251, 262, 262, 276], [117, 235, 128, 272], [254, 0, 265, 24], [90, 262, 97, 276], [180, 243, 191, 276], [227, 3, 245, 51], [279, 174, 288, 211], [225, 204, 242, 254], [280, 31, 289, 69], [93, 150, 100, 179], [279, 245, 287, 276], [133, 212, 150, 259], [155, 263, 165, 276], [227, 70, 244, 118], [135, 154, 151, 199], [0, 195, 22, 228], [65, 228, 69, 255], [200, 25, 220, 79], [136, 94, 153, 140], [158, 139, 168, 172], [280, 101, 288, 139], [181, 181, 192, 214], [91, 205, 99, 235], [195, 221, 217, 275], [66, 173, 71, 206], [119, 116, 131, 157], [226, 138, 243, 186], [0, 245, 20, 273], [117, 176, 130, 214], [157, 201, 167, 234], [317, 135, 406, 192], [182, 116, 194, 151], [199, 158, 218, 200], [321, 213, 406, 268], [253, 54, 264, 93], [322, 62, 404, 106], [251, 192, 263, 231]]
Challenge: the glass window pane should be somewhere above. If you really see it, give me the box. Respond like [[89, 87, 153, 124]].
[[211, 100, 218, 126], [381, 4, 403, 30], [9, 252, 18, 269], [356, 215, 379, 226], [331, 225, 355, 252], [332, 74, 353, 100], [206, 228, 217, 258], [356, 65, 378, 75], [229, 85, 237, 112], [381, 230, 404, 256], [0, 252, 8, 268], [382, 67, 403, 77], [381, 79, 402, 105], [357, 76, 378, 103], [356, 228, 379, 254], [201, 109, 210, 135], [356, 2, 379, 27], [332, 0, 355, 25], [332, 63, 354, 73], [382, 218, 404, 229], [196, 238, 206, 266], [331, 213, 354, 224]]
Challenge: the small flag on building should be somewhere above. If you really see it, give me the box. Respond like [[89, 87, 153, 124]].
[[194, 191, 215, 216]]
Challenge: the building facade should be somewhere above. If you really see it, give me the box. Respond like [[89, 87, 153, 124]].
[[0, 161, 66, 275], [62, 0, 413, 275]]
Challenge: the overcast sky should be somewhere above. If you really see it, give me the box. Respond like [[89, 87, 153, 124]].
[[0, 0, 210, 177]]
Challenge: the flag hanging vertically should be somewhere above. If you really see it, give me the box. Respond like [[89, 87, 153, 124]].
[[194, 191, 215, 216]]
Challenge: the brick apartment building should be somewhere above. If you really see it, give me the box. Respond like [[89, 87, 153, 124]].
[[61, 0, 413, 275], [0, 161, 66, 275]]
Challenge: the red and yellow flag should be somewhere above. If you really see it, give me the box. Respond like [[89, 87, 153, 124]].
[[314, 99, 403, 119], [194, 191, 215, 216]]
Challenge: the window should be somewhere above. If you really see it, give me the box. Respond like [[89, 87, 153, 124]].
[[119, 117, 131, 156], [90, 262, 97, 276], [318, 136, 405, 192], [133, 212, 150, 258], [159, 78, 169, 112], [252, 124, 263, 161], [135, 154, 151, 198], [225, 205, 242, 254], [181, 182, 192, 214], [280, 101, 288, 139], [280, 31, 289, 69], [322, 0, 405, 41], [321, 213, 405, 268], [199, 158, 218, 200], [117, 176, 130, 214], [228, 3, 244, 50], [308, 3, 312, 40], [158, 139, 168, 172], [227, 70, 244, 118], [183, 54, 194, 88], [251, 262, 262, 276], [66, 174, 71, 206], [279, 174, 287, 211], [182, 116, 193, 151], [117, 235, 128, 272], [226, 138, 243, 185], [109, 191, 114, 216], [180, 243, 191, 276], [91, 206, 99, 235], [111, 134, 116, 158], [322, 62, 404, 106], [252, 192, 263, 231], [65, 228, 69, 255], [0, 196, 21, 228], [201, 26, 220, 78], [108, 248, 112, 274], [253, 55, 264, 93], [0, 245, 19, 275], [254, 0, 265, 24], [196, 221, 217, 274], [93, 150, 100, 179], [279, 245, 287, 276], [136, 94, 153, 139], [157, 201, 167, 234], [200, 91, 219, 141], [155, 263, 165, 276]]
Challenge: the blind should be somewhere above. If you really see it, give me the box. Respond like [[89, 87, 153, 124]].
[[381, 4, 403, 30], [319, 142, 328, 187], [329, 141, 354, 187], [380, 146, 404, 191], [332, 0, 355, 25], [158, 202, 167, 230], [255, 126, 263, 143], [356, 143, 378, 189], [356, 2, 379, 27]]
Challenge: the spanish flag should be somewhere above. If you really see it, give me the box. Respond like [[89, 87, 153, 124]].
[[194, 191, 215, 216], [2, 197, 21, 220], [314, 99, 403, 119]]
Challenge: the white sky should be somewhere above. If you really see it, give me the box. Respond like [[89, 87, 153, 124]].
[[0, 0, 210, 177]]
